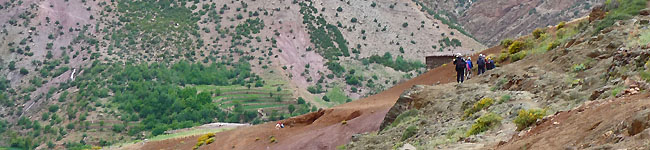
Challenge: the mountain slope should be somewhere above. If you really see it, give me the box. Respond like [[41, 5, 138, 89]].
[[0, 0, 484, 149]]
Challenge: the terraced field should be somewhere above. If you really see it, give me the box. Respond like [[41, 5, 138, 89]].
[[194, 84, 297, 114]]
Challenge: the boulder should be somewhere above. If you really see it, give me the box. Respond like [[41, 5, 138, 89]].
[[641, 8, 650, 16], [627, 109, 650, 136]]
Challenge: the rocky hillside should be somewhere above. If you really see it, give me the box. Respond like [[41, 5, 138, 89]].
[[418, 0, 605, 46], [346, 0, 650, 149], [0, 0, 485, 149]]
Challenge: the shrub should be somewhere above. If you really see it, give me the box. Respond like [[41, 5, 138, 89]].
[[463, 98, 494, 119], [20, 68, 29, 75], [350, 17, 357, 23], [466, 112, 502, 136], [269, 136, 277, 143], [497, 53, 509, 62], [547, 40, 560, 51], [336, 7, 343, 12], [556, 21, 565, 29], [370, 2, 377, 7], [508, 41, 525, 54], [510, 51, 527, 62], [499, 94, 511, 104], [595, 0, 647, 32], [532, 28, 545, 39], [401, 125, 418, 141], [571, 64, 585, 72], [500, 39, 514, 48], [514, 109, 546, 131], [402, 22, 408, 28]]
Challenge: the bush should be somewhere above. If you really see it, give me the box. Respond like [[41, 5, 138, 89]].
[[402, 22, 408, 28], [401, 125, 418, 141], [514, 109, 546, 131], [499, 94, 511, 104], [497, 53, 509, 63], [547, 40, 560, 51], [350, 17, 357, 23], [500, 39, 514, 48], [594, 0, 646, 32], [20, 68, 29, 75], [532, 28, 545, 39], [463, 98, 494, 119], [510, 51, 527, 62], [336, 7, 343, 12], [466, 112, 502, 136], [508, 41, 525, 54], [556, 21, 565, 29], [572, 64, 586, 72]]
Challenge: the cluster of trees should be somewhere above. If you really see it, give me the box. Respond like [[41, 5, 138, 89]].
[[299, 2, 350, 61], [72, 59, 258, 136], [364, 52, 425, 72]]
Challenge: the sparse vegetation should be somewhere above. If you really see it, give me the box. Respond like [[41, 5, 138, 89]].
[[466, 112, 502, 136], [514, 109, 546, 131], [401, 125, 418, 141], [463, 98, 494, 119]]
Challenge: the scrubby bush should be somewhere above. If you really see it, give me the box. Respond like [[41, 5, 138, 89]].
[[547, 40, 560, 51], [499, 94, 511, 104], [401, 125, 418, 141], [19, 68, 29, 75], [350, 17, 357, 23], [500, 39, 514, 48], [572, 64, 586, 72], [402, 22, 408, 28], [497, 53, 510, 62], [466, 112, 502, 136], [556, 21, 566, 29], [510, 51, 527, 62], [336, 7, 343, 12], [513, 109, 546, 131], [532, 28, 545, 39], [508, 41, 525, 54], [463, 98, 494, 119]]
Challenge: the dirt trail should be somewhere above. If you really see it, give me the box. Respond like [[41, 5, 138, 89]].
[[138, 47, 503, 150]]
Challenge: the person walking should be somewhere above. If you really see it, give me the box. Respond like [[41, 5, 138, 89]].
[[477, 54, 486, 75], [486, 57, 495, 70], [453, 53, 466, 84], [465, 57, 473, 80]]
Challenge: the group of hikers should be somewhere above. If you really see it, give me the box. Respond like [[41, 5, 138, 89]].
[[453, 53, 495, 84]]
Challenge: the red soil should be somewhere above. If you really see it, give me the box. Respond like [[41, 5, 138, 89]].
[[139, 47, 504, 150]]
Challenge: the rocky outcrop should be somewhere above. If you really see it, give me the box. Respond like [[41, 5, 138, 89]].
[[379, 85, 424, 130]]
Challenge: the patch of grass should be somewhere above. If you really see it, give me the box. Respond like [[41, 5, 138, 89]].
[[401, 125, 418, 141], [148, 128, 232, 142], [388, 109, 419, 129], [595, 0, 647, 33], [325, 85, 349, 104], [611, 86, 625, 97], [466, 112, 502, 136], [337, 145, 346, 150], [463, 98, 494, 120], [513, 109, 546, 131]]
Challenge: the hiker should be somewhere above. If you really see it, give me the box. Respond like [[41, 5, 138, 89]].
[[453, 53, 466, 83], [486, 57, 496, 70], [275, 122, 284, 129], [476, 54, 486, 75], [465, 57, 473, 80]]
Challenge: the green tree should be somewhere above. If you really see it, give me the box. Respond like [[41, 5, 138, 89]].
[[288, 104, 295, 113], [19, 68, 29, 75], [8, 61, 16, 70]]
